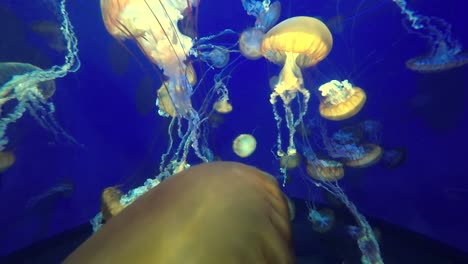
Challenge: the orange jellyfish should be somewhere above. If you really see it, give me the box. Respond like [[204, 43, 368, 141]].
[[64, 162, 293, 264], [306, 159, 344, 182], [100, 0, 198, 118], [261, 17, 333, 157], [318, 80, 366, 121], [344, 143, 383, 168]]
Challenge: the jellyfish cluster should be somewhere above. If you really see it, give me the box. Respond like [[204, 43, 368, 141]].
[[392, 0, 467, 72], [7, 0, 463, 262]]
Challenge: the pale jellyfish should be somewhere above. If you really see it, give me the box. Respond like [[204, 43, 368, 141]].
[[232, 134, 257, 158]]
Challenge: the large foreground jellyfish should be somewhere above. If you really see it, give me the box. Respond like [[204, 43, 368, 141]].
[[0, 0, 80, 151], [261, 16, 333, 161], [392, 0, 468, 72], [66, 162, 293, 264]]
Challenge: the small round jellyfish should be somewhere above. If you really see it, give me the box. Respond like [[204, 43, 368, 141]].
[[306, 159, 344, 182], [232, 134, 257, 158], [344, 143, 383, 168], [239, 27, 265, 60], [308, 208, 335, 233], [201, 46, 230, 68], [318, 80, 366, 121]]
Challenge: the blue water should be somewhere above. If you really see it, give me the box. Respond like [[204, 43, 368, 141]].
[[0, 0, 467, 260]]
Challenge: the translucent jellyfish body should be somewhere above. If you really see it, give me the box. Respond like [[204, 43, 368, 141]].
[[261, 16, 333, 156], [308, 208, 335, 233], [393, 0, 467, 73], [100, 0, 198, 118], [200, 46, 230, 68], [318, 80, 366, 121], [0, 0, 80, 151], [232, 134, 257, 158], [344, 143, 383, 168], [239, 27, 265, 60], [213, 98, 233, 114]]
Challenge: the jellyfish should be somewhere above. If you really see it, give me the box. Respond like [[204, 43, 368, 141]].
[[232, 133, 257, 158], [0, 0, 80, 151], [306, 159, 345, 182], [199, 46, 230, 68], [280, 152, 301, 170], [239, 27, 265, 60], [100, 0, 197, 119], [65, 162, 293, 264], [299, 139, 384, 264], [101, 186, 126, 222], [308, 207, 335, 233], [344, 143, 383, 168], [318, 80, 366, 121], [261, 16, 333, 160], [213, 97, 233, 114], [392, 0, 468, 72], [0, 151, 15, 173], [101, 0, 220, 176], [381, 146, 406, 169]]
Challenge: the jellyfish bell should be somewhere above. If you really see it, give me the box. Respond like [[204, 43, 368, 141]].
[[213, 98, 233, 114], [318, 80, 366, 121], [280, 152, 301, 170], [0, 62, 56, 101], [344, 143, 383, 168], [306, 159, 344, 182], [239, 27, 265, 60], [64, 162, 293, 264], [405, 51, 468, 73], [201, 46, 230, 68], [232, 133, 257, 158], [0, 151, 15, 173]]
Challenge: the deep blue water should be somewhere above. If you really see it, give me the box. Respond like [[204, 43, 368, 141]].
[[0, 0, 467, 260]]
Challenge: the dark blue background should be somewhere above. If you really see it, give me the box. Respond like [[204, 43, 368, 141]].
[[0, 0, 467, 256]]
